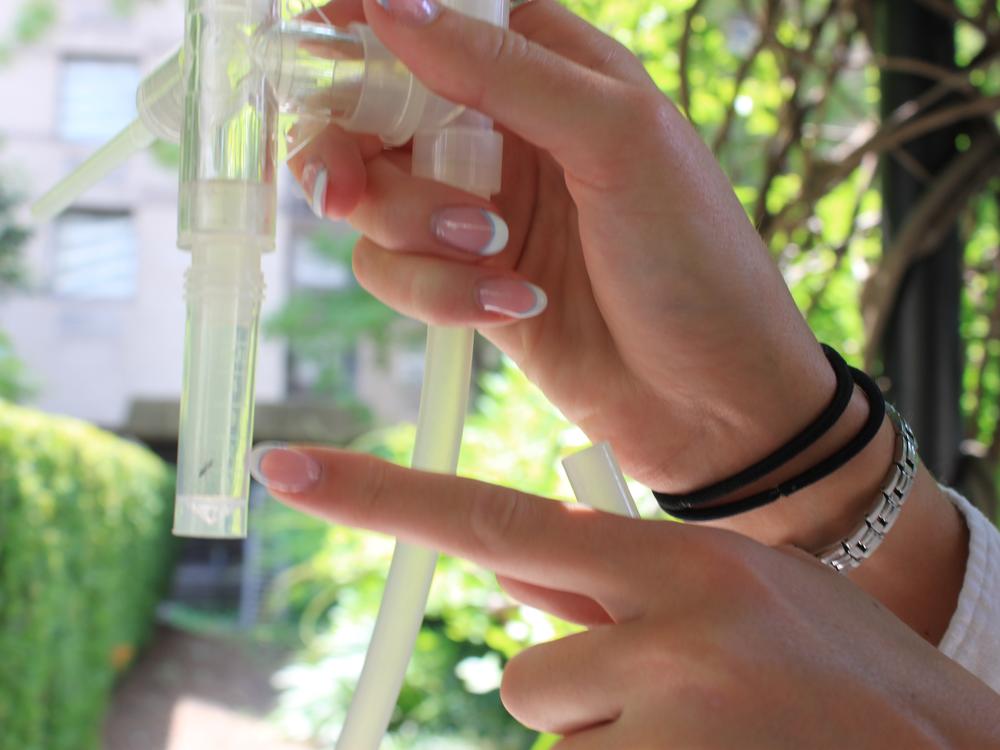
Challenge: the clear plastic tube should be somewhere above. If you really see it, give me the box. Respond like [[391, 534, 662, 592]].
[[255, 19, 366, 121], [31, 118, 155, 222], [31, 50, 183, 222], [173, 0, 279, 538], [32, 18, 462, 220]]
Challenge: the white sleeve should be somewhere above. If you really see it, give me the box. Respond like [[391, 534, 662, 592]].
[[938, 487, 1000, 693]]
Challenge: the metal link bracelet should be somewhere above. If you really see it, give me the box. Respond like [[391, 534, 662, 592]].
[[816, 405, 919, 573]]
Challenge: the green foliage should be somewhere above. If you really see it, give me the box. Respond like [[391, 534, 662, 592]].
[[0, 402, 176, 750], [149, 139, 181, 170], [265, 358, 655, 748], [0, 0, 56, 63], [0, 333, 33, 402], [0, 186, 27, 294], [529, 735, 559, 750], [265, 229, 412, 408], [0, 182, 33, 401], [961, 180, 1000, 447]]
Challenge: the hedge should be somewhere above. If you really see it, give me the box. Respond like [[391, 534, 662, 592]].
[[0, 401, 175, 750]]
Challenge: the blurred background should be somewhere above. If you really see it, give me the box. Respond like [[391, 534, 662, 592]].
[[0, 0, 997, 748]]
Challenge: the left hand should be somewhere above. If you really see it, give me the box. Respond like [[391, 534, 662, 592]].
[[251, 446, 1000, 748]]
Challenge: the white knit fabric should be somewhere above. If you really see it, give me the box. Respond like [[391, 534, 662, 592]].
[[938, 488, 1000, 693]]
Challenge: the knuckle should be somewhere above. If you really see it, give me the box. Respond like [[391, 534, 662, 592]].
[[471, 28, 534, 111], [633, 88, 675, 128], [468, 485, 528, 556], [493, 28, 533, 68], [694, 533, 777, 605], [353, 456, 389, 522]]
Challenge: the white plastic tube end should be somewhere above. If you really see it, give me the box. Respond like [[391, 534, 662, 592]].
[[562, 442, 640, 518]]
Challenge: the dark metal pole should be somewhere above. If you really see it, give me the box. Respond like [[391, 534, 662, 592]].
[[878, 0, 964, 483]]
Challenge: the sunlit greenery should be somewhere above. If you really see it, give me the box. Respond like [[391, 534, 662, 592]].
[[0, 184, 32, 401], [265, 1, 1000, 747], [0, 403, 175, 750], [0, 0, 996, 746]]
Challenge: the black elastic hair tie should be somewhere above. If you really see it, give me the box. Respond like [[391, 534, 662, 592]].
[[652, 344, 853, 511], [659, 362, 886, 522]]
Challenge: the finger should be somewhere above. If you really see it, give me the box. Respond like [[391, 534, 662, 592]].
[[362, 0, 638, 181], [299, 0, 365, 25], [353, 236, 546, 325], [250, 445, 657, 617], [501, 629, 624, 735], [496, 575, 612, 627], [311, 0, 644, 83], [347, 155, 511, 260], [287, 124, 382, 218]]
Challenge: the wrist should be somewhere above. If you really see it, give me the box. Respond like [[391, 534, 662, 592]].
[[706, 384, 895, 550]]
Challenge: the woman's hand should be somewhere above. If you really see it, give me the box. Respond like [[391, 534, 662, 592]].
[[287, 0, 853, 522], [251, 446, 1000, 748]]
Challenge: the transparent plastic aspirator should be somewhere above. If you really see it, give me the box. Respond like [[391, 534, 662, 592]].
[[35, 0, 499, 539], [34, 0, 632, 746]]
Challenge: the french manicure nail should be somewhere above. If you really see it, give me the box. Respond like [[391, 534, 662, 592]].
[[250, 443, 322, 494], [432, 208, 509, 256], [377, 0, 442, 25], [302, 161, 328, 219], [476, 279, 548, 319]]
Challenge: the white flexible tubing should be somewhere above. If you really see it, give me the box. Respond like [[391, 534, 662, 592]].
[[338, 16, 504, 742], [31, 118, 155, 222], [336, 325, 474, 750], [562, 442, 640, 518]]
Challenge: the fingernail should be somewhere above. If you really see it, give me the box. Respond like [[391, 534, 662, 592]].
[[476, 279, 548, 319], [376, 0, 442, 25], [432, 208, 509, 256], [302, 161, 328, 219], [250, 443, 322, 494]]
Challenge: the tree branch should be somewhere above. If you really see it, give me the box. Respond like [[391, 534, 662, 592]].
[[802, 152, 878, 319], [678, 0, 706, 119], [766, 94, 1000, 241], [861, 134, 1000, 366]]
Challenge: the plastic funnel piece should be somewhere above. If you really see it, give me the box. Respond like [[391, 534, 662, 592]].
[[563, 442, 640, 518], [31, 118, 155, 222]]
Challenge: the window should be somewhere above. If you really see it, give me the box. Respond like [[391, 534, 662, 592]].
[[58, 57, 140, 143], [52, 210, 137, 300]]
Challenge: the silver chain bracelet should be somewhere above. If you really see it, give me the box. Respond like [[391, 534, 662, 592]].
[[816, 405, 919, 573]]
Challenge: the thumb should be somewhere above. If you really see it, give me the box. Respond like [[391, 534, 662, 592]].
[[362, 0, 634, 181]]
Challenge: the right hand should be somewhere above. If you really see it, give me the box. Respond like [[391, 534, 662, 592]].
[[254, 444, 1000, 748], [288, 0, 880, 545]]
